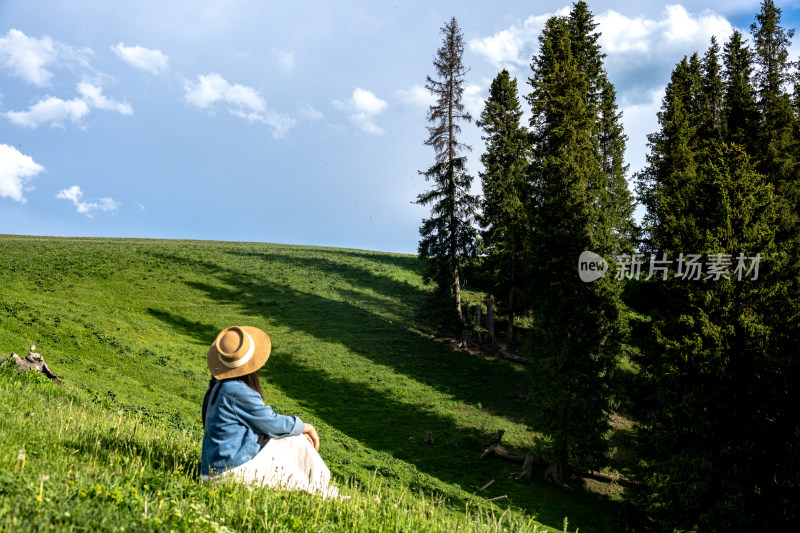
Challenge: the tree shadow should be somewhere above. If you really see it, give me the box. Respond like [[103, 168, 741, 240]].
[[142, 252, 620, 530], [147, 308, 218, 345], [182, 273, 533, 427], [261, 346, 492, 472], [144, 249, 533, 426], [224, 249, 427, 308]]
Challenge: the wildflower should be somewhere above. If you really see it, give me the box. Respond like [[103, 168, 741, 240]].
[[17, 449, 25, 461]]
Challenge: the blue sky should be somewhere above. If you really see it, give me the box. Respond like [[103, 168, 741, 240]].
[[2, 1, 799, 254]]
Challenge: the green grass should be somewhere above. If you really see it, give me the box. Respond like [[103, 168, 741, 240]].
[[0, 235, 622, 531]]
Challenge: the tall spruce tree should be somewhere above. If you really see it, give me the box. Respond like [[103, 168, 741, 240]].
[[524, 3, 627, 483], [722, 31, 759, 153], [477, 69, 531, 344], [638, 141, 790, 532], [699, 37, 724, 144], [416, 17, 478, 330], [634, 32, 799, 529], [598, 76, 637, 255], [573, 0, 636, 255], [637, 56, 703, 254], [750, 0, 799, 239]]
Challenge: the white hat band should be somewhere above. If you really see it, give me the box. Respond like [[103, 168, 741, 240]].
[[218, 330, 255, 368]]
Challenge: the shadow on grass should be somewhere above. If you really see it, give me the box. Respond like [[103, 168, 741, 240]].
[[143, 252, 622, 531], [146, 249, 532, 425], [224, 249, 427, 317], [186, 276, 531, 426], [147, 308, 219, 346]]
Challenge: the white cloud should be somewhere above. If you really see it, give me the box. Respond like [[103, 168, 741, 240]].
[[598, 10, 655, 54], [470, 5, 735, 108], [463, 84, 486, 119], [469, 8, 570, 71], [597, 5, 734, 106], [5, 96, 90, 128], [351, 88, 387, 115], [0, 29, 58, 86], [396, 85, 436, 109], [0, 144, 45, 203], [597, 5, 733, 55], [5, 82, 133, 128], [334, 87, 387, 134], [298, 103, 323, 121], [272, 49, 295, 72], [184, 72, 264, 110], [0, 29, 91, 86], [77, 82, 133, 115], [111, 42, 169, 74], [184, 72, 295, 138], [56, 185, 121, 217], [620, 88, 664, 172]]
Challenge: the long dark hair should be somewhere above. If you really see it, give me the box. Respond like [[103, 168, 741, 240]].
[[202, 371, 264, 428], [239, 371, 264, 401]]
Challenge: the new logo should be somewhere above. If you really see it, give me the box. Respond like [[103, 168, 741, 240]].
[[578, 251, 608, 282]]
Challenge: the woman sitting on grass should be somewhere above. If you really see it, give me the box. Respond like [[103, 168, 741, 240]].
[[201, 325, 338, 498]]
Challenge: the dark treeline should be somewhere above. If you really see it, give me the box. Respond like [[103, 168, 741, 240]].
[[415, 1, 798, 530]]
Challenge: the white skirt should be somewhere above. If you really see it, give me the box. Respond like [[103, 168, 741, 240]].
[[212, 435, 339, 499]]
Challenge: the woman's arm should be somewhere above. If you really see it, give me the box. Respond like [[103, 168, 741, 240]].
[[302, 423, 320, 451], [233, 386, 305, 438]]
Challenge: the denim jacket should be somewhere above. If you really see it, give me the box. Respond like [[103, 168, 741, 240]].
[[201, 378, 304, 477]]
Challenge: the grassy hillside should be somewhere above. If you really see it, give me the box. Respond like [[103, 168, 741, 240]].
[[0, 235, 621, 531]]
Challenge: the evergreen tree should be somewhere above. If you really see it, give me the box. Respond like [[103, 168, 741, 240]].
[[476, 69, 530, 344], [571, 0, 637, 255], [699, 37, 724, 145], [636, 141, 795, 531], [598, 75, 637, 255], [722, 31, 759, 153], [524, 4, 627, 482], [637, 56, 703, 254], [416, 17, 478, 330], [750, 0, 799, 238], [635, 32, 799, 527]]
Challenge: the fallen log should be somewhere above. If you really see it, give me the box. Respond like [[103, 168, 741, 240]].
[[480, 429, 637, 488], [480, 430, 547, 482], [496, 347, 530, 365], [582, 469, 640, 488]]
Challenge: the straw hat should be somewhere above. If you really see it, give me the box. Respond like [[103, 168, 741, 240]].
[[207, 326, 271, 379]]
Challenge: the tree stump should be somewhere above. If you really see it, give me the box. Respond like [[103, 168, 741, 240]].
[[472, 304, 482, 328], [0, 345, 62, 385], [486, 295, 496, 346]]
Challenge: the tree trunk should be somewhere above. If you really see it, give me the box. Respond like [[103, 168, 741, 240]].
[[544, 462, 568, 487], [486, 295, 496, 346], [506, 287, 515, 345], [453, 252, 462, 321], [547, 441, 569, 487], [448, 68, 462, 324], [473, 304, 482, 327]]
